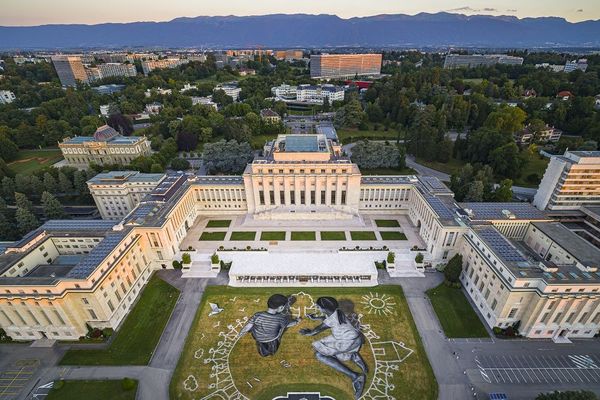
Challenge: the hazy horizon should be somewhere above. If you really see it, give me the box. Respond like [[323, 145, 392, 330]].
[[2, 0, 600, 26]]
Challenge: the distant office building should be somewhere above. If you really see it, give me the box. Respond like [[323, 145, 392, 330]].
[[88, 171, 165, 220], [96, 63, 137, 79], [564, 59, 588, 73], [141, 58, 190, 75], [214, 82, 241, 101], [443, 54, 524, 69], [92, 84, 126, 95], [275, 50, 304, 61], [310, 54, 382, 79], [51, 55, 89, 86], [0, 90, 16, 105], [59, 125, 152, 168], [271, 83, 344, 105], [534, 151, 600, 211], [191, 96, 218, 110]]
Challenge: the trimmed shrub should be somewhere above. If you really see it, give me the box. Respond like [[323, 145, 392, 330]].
[[444, 254, 463, 283], [121, 377, 136, 391], [210, 253, 219, 264], [415, 253, 424, 263], [172, 260, 182, 269], [53, 380, 65, 390], [102, 328, 113, 338], [181, 253, 191, 265], [387, 251, 395, 263]]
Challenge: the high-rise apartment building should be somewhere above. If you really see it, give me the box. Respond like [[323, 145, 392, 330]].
[[275, 50, 304, 61], [534, 151, 600, 211], [51, 55, 89, 86], [141, 58, 190, 75], [310, 54, 382, 79], [96, 63, 137, 79], [0, 90, 16, 105]]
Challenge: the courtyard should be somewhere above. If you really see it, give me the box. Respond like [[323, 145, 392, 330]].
[[170, 285, 437, 400]]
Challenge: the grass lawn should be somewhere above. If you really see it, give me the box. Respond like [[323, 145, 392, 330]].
[[350, 231, 377, 240], [361, 167, 417, 175], [513, 152, 549, 188], [260, 231, 286, 241], [380, 231, 408, 240], [60, 274, 179, 365], [199, 231, 227, 241], [416, 157, 465, 178], [375, 219, 400, 228], [8, 149, 63, 175], [170, 286, 437, 400], [337, 128, 400, 144], [47, 380, 137, 400], [206, 220, 231, 228], [320, 231, 347, 241], [290, 231, 316, 241], [230, 231, 257, 241], [426, 283, 489, 338]]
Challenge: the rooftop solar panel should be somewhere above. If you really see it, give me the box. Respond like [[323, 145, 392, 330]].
[[66, 231, 129, 279], [478, 227, 528, 263], [426, 196, 455, 220]]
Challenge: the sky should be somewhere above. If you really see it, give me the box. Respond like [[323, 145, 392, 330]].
[[2, 0, 600, 26]]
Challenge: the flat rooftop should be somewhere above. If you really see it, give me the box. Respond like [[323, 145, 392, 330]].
[[532, 222, 600, 268], [460, 202, 549, 221], [88, 171, 165, 185], [283, 135, 321, 152]]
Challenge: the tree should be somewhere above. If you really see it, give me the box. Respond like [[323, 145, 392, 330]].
[[465, 181, 484, 202], [58, 172, 73, 193], [489, 142, 523, 179], [0, 134, 18, 162], [494, 179, 513, 201], [43, 172, 58, 194], [159, 138, 179, 162], [202, 140, 254, 174], [350, 141, 403, 170], [334, 99, 366, 128], [176, 131, 199, 152], [171, 158, 190, 170], [30, 176, 45, 198], [107, 113, 134, 136], [15, 192, 33, 212], [15, 207, 39, 235], [2, 177, 14, 200], [444, 254, 463, 283], [535, 391, 597, 400], [484, 106, 527, 135], [41, 191, 67, 220]]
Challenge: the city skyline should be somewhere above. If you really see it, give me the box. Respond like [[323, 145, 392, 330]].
[[2, 0, 600, 26]]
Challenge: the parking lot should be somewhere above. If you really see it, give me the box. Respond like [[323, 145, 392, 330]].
[[0, 359, 39, 399], [477, 353, 600, 384]]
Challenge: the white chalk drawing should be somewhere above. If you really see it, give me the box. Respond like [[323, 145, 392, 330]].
[[360, 292, 396, 316], [195, 292, 413, 400]]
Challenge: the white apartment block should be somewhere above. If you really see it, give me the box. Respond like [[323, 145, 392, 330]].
[[271, 83, 344, 105], [2, 134, 600, 341], [97, 63, 137, 79], [87, 171, 165, 220], [0, 90, 16, 105], [214, 83, 241, 101], [533, 151, 600, 211], [141, 58, 190, 75], [191, 96, 218, 110], [59, 125, 152, 168]]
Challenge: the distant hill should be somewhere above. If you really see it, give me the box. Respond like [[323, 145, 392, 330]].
[[2, 13, 600, 49]]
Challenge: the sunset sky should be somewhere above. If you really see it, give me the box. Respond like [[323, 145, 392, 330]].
[[2, 0, 599, 26]]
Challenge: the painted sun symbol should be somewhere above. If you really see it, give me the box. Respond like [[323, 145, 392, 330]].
[[360, 292, 396, 315]]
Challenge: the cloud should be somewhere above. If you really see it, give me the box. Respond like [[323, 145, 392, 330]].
[[506, 9, 517, 12], [577, 8, 584, 12], [447, 6, 498, 13]]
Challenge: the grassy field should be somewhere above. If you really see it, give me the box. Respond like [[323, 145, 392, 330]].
[[290, 231, 316, 241], [380, 231, 408, 240], [513, 152, 549, 188], [260, 231, 286, 241], [206, 220, 232, 228], [8, 149, 63, 175], [230, 231, 257, 241], [320, 231, 347, 241], [375, 219, 400, 228], [199, 232, 227, 241], [416, 157, 465, 178], [337, 128, 400, 144], [426, 283, 489, 338], [350, 231, 377, 240], [47, 380, 137, 400], [170, 286, 437, 400], [60, 275, 179, 365]]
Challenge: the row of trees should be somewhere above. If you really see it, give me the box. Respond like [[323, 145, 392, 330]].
[[0, 191, 66, 239]]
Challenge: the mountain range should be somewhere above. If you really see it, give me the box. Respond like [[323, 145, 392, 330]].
[[1, 13, 600, 50]]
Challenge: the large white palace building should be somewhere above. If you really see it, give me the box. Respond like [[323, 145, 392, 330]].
[[1, 134, 599, 341]]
